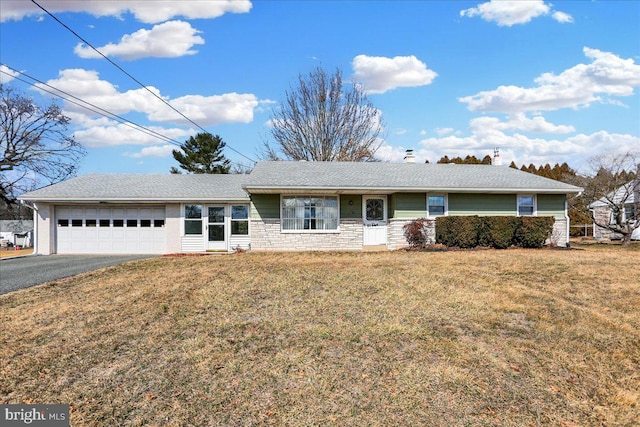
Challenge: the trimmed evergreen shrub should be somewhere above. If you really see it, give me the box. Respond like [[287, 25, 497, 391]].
[[435, 216, 480, 248], [453, 216, 480, 248], [479, 216, 519, 249], [435, 215, 556, 249], [515, 216, 555, 248]]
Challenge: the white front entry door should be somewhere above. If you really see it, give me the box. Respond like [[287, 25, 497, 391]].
[[363, 196, 388, 246], [207, 205, 227, 251]]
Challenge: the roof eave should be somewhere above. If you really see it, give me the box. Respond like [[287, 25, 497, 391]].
[[243, 185, 582, 195], [18, 196, 250, 203]]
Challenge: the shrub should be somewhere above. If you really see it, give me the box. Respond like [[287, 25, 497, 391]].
[[515, 217, 554, 248], [435, 216, 480, 248], [403, 218, 430, 248], [436, 215, 557, 249], [435, 217, 456, 247], [479, 217, 519, 249]]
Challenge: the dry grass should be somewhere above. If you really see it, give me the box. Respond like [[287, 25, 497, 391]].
[[1, 247, 638, 426], [0, 248, 33, 258]]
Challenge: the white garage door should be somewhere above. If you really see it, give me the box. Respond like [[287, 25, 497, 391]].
[[55, 206, 166, 254]]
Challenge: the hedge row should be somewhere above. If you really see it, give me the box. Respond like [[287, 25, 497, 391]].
[[433, 216, 555, 249]]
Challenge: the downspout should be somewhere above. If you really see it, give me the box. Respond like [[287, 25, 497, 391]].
[[20, 200, 38, 255]]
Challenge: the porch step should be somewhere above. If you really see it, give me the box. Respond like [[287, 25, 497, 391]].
[[362, 245, 389, 252]]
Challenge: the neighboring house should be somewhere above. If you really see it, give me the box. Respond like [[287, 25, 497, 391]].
[[0, 220, 34, 248], [590, 174, 640, 241], [18, 159, 582, 255]]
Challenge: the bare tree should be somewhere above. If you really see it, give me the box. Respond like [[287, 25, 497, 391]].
[[264, 66, 383, 161], [574, 152, 639, 246], [1, 84, 85, 205]]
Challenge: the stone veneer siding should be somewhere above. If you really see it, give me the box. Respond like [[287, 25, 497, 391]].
[[388, 218, 435, 250], [250, 218, 363, 251]]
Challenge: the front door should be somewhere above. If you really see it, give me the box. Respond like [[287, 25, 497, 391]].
[[207, 206, 226, 251], [363, 196, 387, 246]]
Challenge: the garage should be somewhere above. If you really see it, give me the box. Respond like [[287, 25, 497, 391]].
[[55, 205, 166, 254]]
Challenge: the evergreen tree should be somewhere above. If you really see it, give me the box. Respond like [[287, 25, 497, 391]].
[[170, 133, 231, 174]]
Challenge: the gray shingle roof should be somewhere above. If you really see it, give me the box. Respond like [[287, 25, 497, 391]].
[[19, 161, 583, 202], [19, 174, 250, 202], [244, 161, 583, 194]]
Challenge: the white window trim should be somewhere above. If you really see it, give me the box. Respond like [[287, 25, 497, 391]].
[[182, 203, 204, 236], [230, 204, 250, 236], [426, 193, 448, 219], [280, 195, 341, 233], [517, 194, 537, 216]]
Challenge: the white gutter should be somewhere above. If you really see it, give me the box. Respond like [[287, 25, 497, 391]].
[[243, 186, 583, 195]]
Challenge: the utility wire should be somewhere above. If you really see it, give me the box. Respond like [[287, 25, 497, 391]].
[[29, 0, 257, 164], [1, 67, 255, 172], [1, 66, 182, 146]]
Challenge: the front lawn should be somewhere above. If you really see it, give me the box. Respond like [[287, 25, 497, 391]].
[[1, 248, 638, 426]]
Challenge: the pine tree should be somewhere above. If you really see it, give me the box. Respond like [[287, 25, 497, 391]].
[[170, 133, 231, 174]]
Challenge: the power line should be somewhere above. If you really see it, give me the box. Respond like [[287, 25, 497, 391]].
[[29, 0, 257, 164], [1, 66, 255, 172], [1, 65, 183, 146]]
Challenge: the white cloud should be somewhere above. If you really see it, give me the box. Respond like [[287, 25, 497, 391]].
[[470, 113, 575, 134], [73, 121, 193, 148], [0, 1, 252, 24], [552, 11, 574, 24], [435, 127, 455, 136], [125, 144, 177, 158], [459, 47, 640, 113], [0, 65, 19, 83], [149, 93, 259, 126], [352, 55, 437, 94], [460, 0, 550, 26], [39, 69, 261, 127], [74, 21, 204, 60], [417, 128, 638, 172]]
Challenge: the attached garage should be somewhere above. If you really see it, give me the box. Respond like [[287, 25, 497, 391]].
[[55, 205, 166, 254]]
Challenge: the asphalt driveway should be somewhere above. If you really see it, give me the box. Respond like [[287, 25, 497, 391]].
[[0, 255, 155, 295]]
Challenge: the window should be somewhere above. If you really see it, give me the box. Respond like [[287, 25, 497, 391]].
[[86, 219, 97, 227], [99, 219, 110, 227], [140, 219, 151, 227], [427, 194, 447, 217], [154, 219, 165, 228], [126, 219, 138, 227], [282, 196, 338, 231], [184, 204, 202, 235], [113, 219, 124, 227], [517, 195, 535, 216], [231, 205, 249, 235], [624, 204, 637, 223], [71, 219, 83, 227], [57, 219, 69, 227]]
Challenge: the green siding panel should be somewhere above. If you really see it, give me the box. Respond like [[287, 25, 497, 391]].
[[449, 193, 516, 216], [537, 194, 566, 219], [340, 195, 362, 219], [251, 194, 280, 219], [392, 193, 427, 219]]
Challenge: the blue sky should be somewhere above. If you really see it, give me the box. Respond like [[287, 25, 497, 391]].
[[1, 0, 639, 176]]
